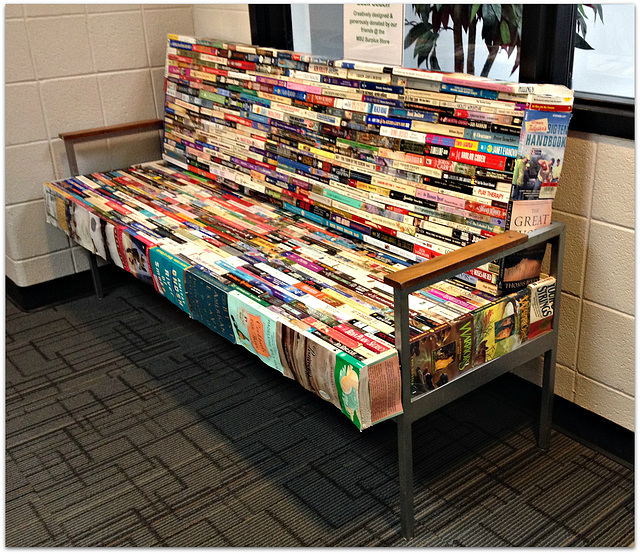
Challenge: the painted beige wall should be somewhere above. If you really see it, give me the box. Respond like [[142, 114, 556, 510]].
[[4, 5, 635, 430]]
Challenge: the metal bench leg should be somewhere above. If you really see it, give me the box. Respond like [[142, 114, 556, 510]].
[[538, 348, 556, 451], [539, 225, 564, 451], [397, 415, 415, 540], [89, 252, 104, 300]]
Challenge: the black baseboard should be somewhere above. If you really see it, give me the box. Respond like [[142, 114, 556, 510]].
[[487, 373, 634, 468], [6, 265, 135, 312]]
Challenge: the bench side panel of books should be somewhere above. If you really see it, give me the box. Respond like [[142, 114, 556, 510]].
[[44, 34, 571, 432]]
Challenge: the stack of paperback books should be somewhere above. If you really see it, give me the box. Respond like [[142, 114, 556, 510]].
[[43, 35, 570, 429], [162, 35, 572, 295]]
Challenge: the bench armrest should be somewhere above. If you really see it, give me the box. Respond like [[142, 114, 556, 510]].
[[384, 230, 528, 291], [59, 119, 164, 142], [60, 119, 164, 176]]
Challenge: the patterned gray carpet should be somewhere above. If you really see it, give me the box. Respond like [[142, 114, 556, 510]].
[[6, 277, 634, 547]]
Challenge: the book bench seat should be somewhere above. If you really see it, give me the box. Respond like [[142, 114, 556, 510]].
[[44, 119, 565, 540]]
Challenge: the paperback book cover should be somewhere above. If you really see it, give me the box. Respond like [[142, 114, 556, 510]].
[[276, 321, 343, 411], [409, 312, 474, 393], [511, 110, 572, 201], [105, 222, 125, 270], [227, 289, 285, 373], [472, 288, 529, 366], [88, 212, 109, 261], [65, 200, 94, 253], [148, 246, 192, 315], [115, 229, 155, 286], [528, 275, 556, 338], [364, 351, 403, 425], [334, 352, 366, 430], [43, 185, 68, 233], [500, 198, 553, 293], [184, 265, 237, 343]]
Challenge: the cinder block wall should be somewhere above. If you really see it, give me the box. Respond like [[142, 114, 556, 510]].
[[514, 133, 635, 431], [192, 3, 251, 41], [4, 5, 635, 430], [5, 4, 195, 285]]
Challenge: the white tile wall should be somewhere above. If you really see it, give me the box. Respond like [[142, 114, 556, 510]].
[[150, 67, 167, 117], [5, 6, 635, 431], [555, 363, 577, 402], [40, 76, 104, 138], [552, 133, 596, 218], [143, 7, 195, 66], [577, 301, 634, 397], [24, 4, 85, 17], [556, 292, 580, 370], [583, 221, 634, 316], [512, 358, 575, 402], [548, 211, 589, 297], [5, 200, 69, 260], [50, 138, 113, 180], [575, 374, 635, 431], [107, 131, 163, 170], [71, 245, 109, 273], [5, 4, 24, 18], [87, 4, 142, 14], [143, 4, 187, 10], [6, 250, 76, 287], [591, 137, 635, 229]]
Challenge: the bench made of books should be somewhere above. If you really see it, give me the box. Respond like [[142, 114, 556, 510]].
[[43, 34, 570, 537]]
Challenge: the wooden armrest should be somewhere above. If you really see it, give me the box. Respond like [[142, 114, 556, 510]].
[[59, 119, 163, 142], [384, 230, 528, 290]]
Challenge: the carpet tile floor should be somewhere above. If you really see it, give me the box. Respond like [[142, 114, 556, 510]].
[[5, 278, 634, 546]]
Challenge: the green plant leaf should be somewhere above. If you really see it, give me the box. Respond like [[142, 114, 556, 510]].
[[404, 21, 429, 49], [595, 4, 604, 23], [414, 30, 437, 63], [415, 33, 436, 67], [576, 13, 587, 37], [513, 4, 523, 24], [481, 4, 497, 33], [470, 3, 481, 21], [501, 4, 517, 28], [500, 20, 511, 43], [429, 47, 441, 71], [490, 4, 502, 21], [574, 33, 594, 50], [413, 4, 430, 23], [510, 48, 520, 75], [578, 4, 587, 18]]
